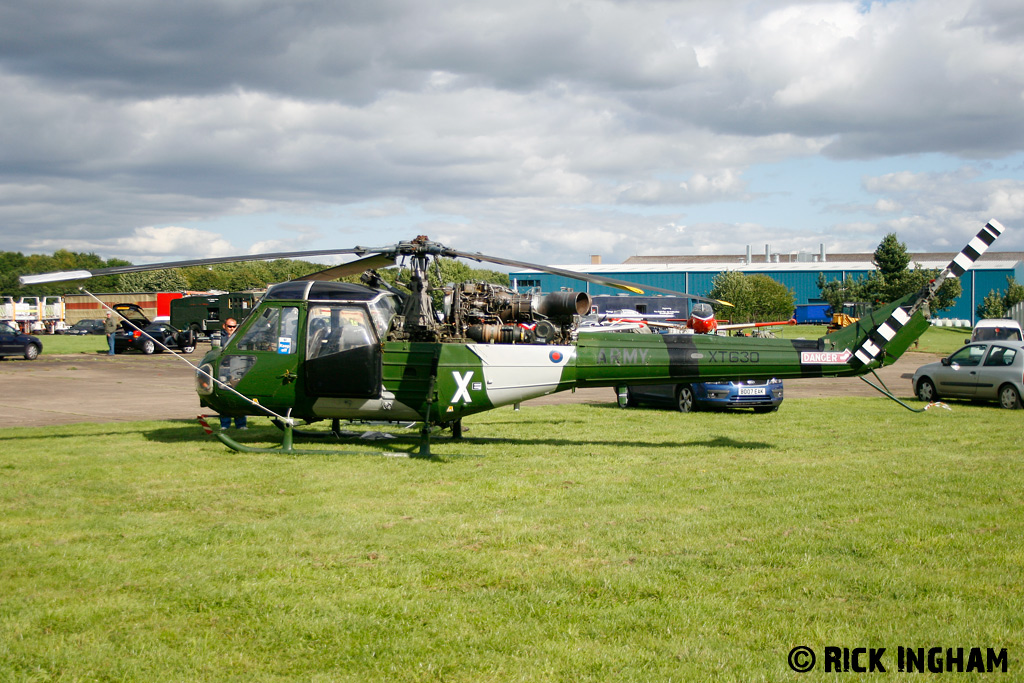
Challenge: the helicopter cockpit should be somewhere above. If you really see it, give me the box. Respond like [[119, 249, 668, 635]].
[[197, 280, 399, 418]]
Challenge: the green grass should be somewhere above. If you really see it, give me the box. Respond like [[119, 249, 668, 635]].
[[37, 334, 111, 355], [37, 335, 216, 356], [1, 400, 1021, 681]]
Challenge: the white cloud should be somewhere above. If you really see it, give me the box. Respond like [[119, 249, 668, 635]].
[[2, 0, 1024, 268], [27, 226, 237, 263]]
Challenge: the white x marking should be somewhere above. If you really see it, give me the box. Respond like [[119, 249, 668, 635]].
[[451, 371, 474, 403]]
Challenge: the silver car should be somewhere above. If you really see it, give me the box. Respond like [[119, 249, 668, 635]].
[[912, 341, 1024, 409]]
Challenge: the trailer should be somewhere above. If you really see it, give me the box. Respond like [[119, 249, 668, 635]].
[[0, 296, 66, 333], [793, 303, 832, 324], [170, 291, 261, 337], [587, 293, 689, 320]]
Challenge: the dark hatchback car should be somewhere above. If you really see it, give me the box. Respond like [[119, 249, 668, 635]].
[[618, 378, 784, 413], [111, 304, 196, 355], [0, 321, 43, 360], [61, 318, 106, 335]]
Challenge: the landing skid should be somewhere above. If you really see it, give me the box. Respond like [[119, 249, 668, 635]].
[[215, 423, 423, 457], [209, 418, 466, 458]]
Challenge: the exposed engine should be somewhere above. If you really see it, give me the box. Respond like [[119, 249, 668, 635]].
[[443, 282, 590, 345]]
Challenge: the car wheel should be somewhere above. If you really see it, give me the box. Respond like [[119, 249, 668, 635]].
[[181, 344, 195, 354], [999, 384, 1022, 410], [140, 339, 155, 355], [916, 377, 938, 402], [23, 343, 40, 361], [615, 386, 638, 408], [676, 385, 697, 413]]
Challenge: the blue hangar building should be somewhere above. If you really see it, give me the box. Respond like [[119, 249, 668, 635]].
[[510, 247, 1024, 325]]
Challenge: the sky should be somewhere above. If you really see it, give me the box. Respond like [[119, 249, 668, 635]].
[[2, 0, 1024, 271]]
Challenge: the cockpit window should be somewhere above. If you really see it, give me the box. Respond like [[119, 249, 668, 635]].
[[307, 305, 377, 360], [236, 306, 298, 354], [367, 295, 397, 337]]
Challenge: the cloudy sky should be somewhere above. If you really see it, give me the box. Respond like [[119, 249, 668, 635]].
[[2, 0, 1024, 269]]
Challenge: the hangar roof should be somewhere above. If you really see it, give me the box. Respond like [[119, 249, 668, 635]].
[[514, 252, 1024, 274], [623, 251, 1024, 265]]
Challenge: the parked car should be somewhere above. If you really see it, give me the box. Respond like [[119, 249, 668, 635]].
[[60, 318, 106, 335], [912, 341, 1024, 409], [0, 321, 43, 360], [618, 378, 784, 413], [969, 319, 1023, 343], [114, 322, 197, 355], [111, 303, 196, 355]]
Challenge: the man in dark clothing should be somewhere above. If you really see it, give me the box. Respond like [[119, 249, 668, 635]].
[[103, 312, 118, 355], [219, 318, 247, 430]]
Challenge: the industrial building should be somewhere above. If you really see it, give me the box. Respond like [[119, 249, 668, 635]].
[[510, 247, 1024, 325]]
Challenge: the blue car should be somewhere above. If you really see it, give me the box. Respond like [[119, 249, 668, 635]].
[[0, 321, 43, 360], [618, 378, 784, 413]]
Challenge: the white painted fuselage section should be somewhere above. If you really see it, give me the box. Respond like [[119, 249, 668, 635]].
[[467, 344, 576, 407]]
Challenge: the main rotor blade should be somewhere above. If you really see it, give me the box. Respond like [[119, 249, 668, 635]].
[[18, 246, 390, 286], [445, 248, 732, 307], [294, 253, 398, 281]]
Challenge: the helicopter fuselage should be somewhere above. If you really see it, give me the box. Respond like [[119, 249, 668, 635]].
[[196, 279, 929, 426]]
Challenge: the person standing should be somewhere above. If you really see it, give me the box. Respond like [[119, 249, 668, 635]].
[[219, 318, 247, 430], [103, 311, 118, 355]]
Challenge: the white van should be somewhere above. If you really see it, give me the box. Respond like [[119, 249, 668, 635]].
[[970, 318, 1024, 343]]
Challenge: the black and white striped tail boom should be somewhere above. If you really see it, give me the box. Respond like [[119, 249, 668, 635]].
[[853, 219, 1007, 367], [949, 220, 1005, 278]]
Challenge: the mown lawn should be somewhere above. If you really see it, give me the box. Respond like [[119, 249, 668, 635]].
[[1, 398, 1020, 681]]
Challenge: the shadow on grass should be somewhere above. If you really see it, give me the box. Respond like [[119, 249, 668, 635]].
[[0, 415, 775, 454], [135, 421, 775, 453]]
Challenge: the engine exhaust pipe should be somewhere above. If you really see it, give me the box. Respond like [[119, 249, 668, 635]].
[[534, 291, 591, 319]]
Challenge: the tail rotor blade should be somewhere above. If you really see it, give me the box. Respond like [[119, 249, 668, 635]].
[[947, 219, 1005, 278], [851, 219, 1008, 367]]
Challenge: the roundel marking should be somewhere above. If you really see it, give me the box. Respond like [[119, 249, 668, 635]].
[[549, 350, 563, 363]]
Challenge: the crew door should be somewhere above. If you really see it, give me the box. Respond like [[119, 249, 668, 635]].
[[304, 304, 382, 398]]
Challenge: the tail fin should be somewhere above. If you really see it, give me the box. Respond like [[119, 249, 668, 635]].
[[828, 220, 1007, 370]]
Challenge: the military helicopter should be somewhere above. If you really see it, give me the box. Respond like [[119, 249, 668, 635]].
[[21, 222, 1006, 456]]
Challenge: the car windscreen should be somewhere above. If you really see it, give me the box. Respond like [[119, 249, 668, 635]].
[[974, 327, 1023, 341]]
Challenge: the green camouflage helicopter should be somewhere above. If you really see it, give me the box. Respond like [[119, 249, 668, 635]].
[[21, 221, 1006, 456]]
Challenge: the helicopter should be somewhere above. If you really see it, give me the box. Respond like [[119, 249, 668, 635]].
[[20, 221, 1007, 456]]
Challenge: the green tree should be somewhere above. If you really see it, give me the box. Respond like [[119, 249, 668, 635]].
[[1, 250, 129, 296], [1004, 277, 1024, 310], [977, 276, 1024, 319], [872, 233, 911, 277], [816, 272, 868, 313], [709, 271, 794, 323], [816, 234, 961, 314], [181, 265, 229, 292], [977, 290, 1006, 319]]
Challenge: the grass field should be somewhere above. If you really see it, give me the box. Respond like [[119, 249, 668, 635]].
[[35, 335, 216, 356], [1, 398, 1021, 681]]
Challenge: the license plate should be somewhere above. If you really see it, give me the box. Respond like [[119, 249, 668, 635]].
[[738, 387, 766, 396]]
